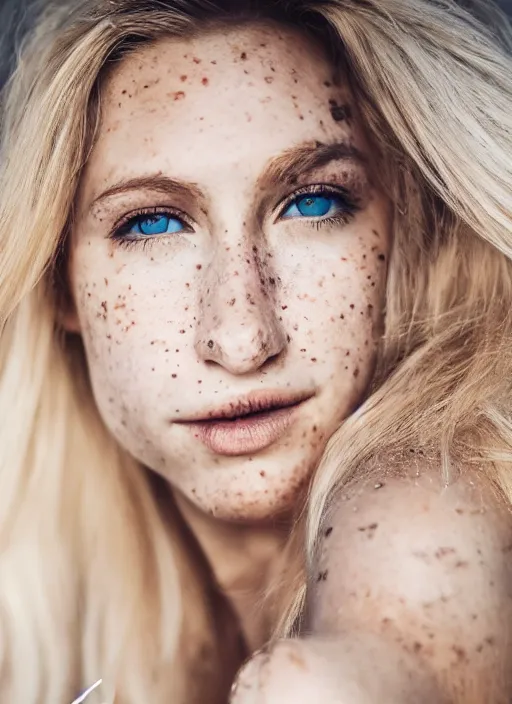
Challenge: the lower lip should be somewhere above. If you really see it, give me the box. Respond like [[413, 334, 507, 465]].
[[183, 404, 302, 456]]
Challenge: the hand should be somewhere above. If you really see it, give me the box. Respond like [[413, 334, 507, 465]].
[[229, 636, 447, 704], [230, 640, 345, 704]]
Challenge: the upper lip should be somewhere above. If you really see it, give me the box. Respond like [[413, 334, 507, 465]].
[[176, 390, 313, 423]]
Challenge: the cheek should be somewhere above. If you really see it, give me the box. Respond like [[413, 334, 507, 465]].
[[70, 248, 196, 418], [282, 245, 387, 359]]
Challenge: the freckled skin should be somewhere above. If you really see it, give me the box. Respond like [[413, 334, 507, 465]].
[[229, 456, 512, 704], [70, 24, 390, 523], [305, 454, 512, 703]]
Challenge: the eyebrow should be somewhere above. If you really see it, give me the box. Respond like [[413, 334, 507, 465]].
[[86, 140, 365, 217], [256, 140, 366, 190], [88, 174, 205, 215]]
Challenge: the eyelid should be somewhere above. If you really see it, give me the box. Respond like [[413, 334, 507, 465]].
[[110, 205, 195, 239]]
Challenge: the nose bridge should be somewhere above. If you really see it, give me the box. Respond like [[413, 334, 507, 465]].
[[195, 242, 286, 374], [217, 244, 268, 311]]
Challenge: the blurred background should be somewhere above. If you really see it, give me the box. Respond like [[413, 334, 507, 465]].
[[0, 0, 511, 89]]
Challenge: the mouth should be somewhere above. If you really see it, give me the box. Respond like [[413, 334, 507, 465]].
[[176, 390, 312, 456]]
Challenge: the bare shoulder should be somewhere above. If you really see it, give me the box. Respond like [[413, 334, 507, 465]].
[[307, 448, 512, 702], [317, 447, 512, 553]]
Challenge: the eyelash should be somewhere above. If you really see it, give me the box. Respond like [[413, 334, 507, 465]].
[[110, 206, 192, 249], [277, 184, 360, 228], [108, 184, 361, 250]]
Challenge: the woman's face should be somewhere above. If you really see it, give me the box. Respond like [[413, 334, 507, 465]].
[[69, 23, 391, 522]]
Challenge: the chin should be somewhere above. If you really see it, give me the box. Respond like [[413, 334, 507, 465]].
[[201, 497, 301, 524], [184, 456, 315, 524]]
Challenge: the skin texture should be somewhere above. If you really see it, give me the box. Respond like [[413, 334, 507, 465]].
[[231, 453, 512, 703], [69, 24, 390, 528]]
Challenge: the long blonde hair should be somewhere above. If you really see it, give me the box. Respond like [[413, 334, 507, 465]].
[[0, 0, 511, 700]]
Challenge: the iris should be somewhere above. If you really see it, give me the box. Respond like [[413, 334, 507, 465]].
[[283, 194, 340, 219], [129, 214, 184, 235]]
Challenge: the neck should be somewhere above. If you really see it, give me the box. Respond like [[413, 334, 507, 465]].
[[173, 491, 291, 650]]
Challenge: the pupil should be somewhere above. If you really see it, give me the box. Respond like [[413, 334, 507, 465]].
[[140, 215, 168, 234], [297, 195, 331, 217]]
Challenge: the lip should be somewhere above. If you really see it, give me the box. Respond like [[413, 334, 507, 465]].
[[176, 390, 312, 456]]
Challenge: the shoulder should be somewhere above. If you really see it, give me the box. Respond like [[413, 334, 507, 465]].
[[316, 446, 511, 560], [310, 447, 512, 608], [307, 447, 512, 697]]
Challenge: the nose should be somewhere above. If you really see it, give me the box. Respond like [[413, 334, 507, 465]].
[[195, 246, 287, 375]]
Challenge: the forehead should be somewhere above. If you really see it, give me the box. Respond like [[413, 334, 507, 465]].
[[82, 23, 358, 200], [102, 21, 339, 100]]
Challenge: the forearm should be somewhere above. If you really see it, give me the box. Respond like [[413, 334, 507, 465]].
[[230, 633, 447, 704]]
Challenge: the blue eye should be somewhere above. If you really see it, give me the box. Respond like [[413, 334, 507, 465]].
[[282, 193, 341, 220], [128, 213, 184, 236]]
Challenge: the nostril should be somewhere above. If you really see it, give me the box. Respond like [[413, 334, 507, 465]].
[[261, 350, 283, 370]]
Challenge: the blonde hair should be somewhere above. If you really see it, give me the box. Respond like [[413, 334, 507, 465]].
[[0, 0, 511, 700]]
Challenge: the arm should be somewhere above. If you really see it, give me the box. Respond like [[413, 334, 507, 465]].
[[231, 456, 512, 703]]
